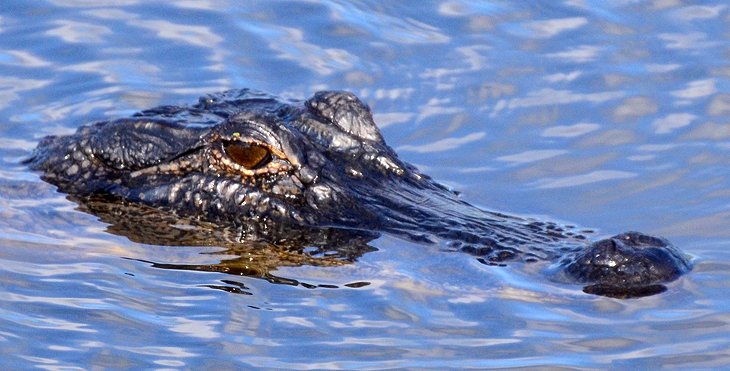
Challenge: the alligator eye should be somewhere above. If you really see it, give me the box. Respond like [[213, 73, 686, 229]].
[[223, 141, 272, 170]]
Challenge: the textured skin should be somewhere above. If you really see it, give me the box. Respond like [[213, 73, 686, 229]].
[[27, 89, 691, 297]]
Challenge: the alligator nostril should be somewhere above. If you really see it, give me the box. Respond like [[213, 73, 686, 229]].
[[557, 232, 691, 297]]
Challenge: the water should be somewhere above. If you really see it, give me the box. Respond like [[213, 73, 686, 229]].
[[1, 1, 729, 368]]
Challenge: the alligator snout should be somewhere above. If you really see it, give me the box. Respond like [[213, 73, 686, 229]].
[[559, 232, 692, 298]]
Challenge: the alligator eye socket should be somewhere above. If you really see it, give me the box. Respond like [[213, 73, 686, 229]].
[[223, 142, 272, 170]]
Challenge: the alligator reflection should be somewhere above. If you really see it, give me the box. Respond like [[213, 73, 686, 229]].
[[78, 195, 376, 293], [77, 194, 688, 299]]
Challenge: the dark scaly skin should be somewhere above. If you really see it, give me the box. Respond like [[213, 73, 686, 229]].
[[27, 89, 691, 298]]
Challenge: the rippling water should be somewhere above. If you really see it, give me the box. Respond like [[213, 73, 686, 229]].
[[1, 1, 729, 369]]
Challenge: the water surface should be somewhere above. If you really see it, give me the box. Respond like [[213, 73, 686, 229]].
[[1, 1, 729, 369]]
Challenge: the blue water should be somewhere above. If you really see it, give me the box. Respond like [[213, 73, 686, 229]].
[[1, 1, 729, 369]]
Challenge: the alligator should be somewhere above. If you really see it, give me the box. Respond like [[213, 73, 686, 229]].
[[27, 89, 691, 298]]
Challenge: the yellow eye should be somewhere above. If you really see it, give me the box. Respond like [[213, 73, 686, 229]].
[[223, 141, 272, 170]]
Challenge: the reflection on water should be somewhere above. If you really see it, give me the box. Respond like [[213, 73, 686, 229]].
[[78, 195, 377, 290], [0, 0, 729, 368]]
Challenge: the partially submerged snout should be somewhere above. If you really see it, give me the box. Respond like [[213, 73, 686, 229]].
[[558, 232, 692, 298]]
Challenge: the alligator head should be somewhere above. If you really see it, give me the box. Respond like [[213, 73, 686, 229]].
[[27, 89, 691, 298]]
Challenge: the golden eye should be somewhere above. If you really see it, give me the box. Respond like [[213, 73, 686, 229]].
[[223, 141, 272, 170]]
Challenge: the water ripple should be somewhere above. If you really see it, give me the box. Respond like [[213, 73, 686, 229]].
[[0, 0, 728, 368]]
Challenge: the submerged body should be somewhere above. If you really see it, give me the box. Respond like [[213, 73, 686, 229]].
[[27, 89, 691, 297]]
